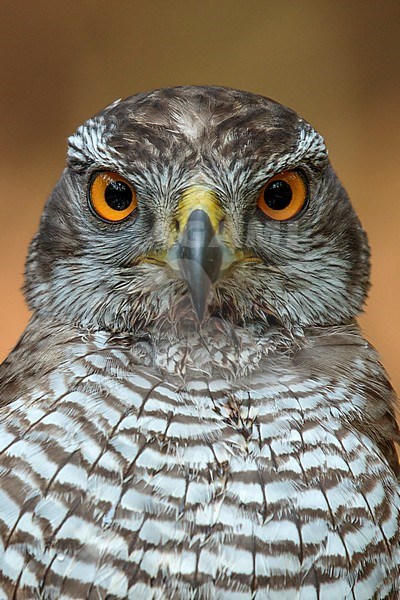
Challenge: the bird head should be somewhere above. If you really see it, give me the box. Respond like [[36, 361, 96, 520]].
[[25, 86, 370, 337]]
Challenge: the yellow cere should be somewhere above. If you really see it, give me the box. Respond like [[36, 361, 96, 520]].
[[176, 186, 224, 232]]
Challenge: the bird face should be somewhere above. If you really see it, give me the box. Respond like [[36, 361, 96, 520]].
[[25, 86, 370, 336]]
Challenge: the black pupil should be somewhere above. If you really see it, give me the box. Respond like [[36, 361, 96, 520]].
[[264, 180, 292, 210], [105, 180, 133, 211]]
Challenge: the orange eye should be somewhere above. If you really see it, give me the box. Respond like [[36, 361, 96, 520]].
[[89, 171, 138, 222], [257, 170, 307, 221]]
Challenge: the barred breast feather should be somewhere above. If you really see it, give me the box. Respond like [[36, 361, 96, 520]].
[[0, 321, 398, 599]]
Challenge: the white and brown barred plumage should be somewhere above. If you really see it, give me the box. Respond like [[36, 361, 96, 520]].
[[0, 86, 398, 599]]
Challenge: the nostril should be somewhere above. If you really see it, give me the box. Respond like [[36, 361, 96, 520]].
[[172, 219, 180, 233]]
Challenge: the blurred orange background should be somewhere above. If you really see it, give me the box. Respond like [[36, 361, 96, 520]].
[[0, 1, 399, 393]]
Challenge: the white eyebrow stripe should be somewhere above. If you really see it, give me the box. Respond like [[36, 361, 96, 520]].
[[67, 116, 121, 169], [248, 124, 328, 188], [297, 123, 328, 164]]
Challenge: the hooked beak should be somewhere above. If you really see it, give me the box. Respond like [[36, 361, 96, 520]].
[[177, 208, 223, 320], [168, 186, 231, 321]]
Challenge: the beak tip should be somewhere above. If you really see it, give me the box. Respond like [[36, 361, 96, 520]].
[[193, 301, 207, 322], [186, 279, 210, 322]]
